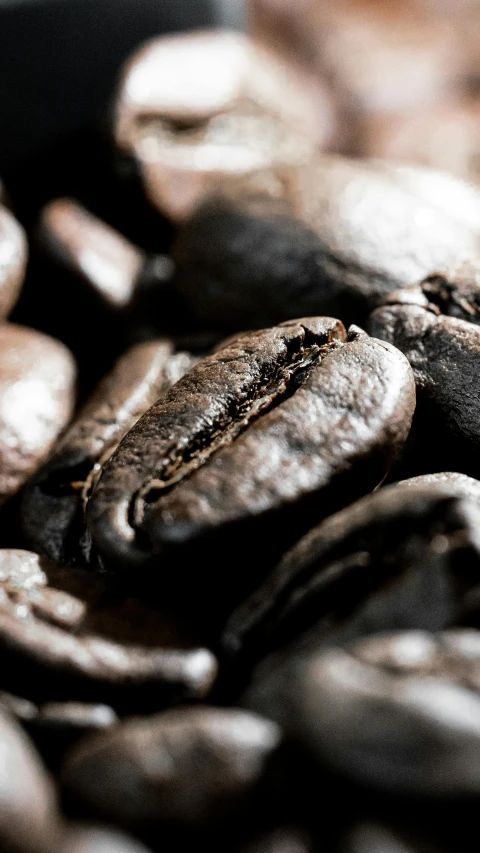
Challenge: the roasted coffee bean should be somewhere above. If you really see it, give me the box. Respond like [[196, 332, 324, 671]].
[[370, 283, 480, 470], [0, 203, 27, 319], [174, 157, 480, 331], [0, 549, 217, 709], [22, 339, 194, 566], [0, 708, 59, 853], [225, 481, 480, 663], [0, 691, 117, 769], [0, 324, 76, 505], [59, 825, 153, 853], [114, 30, 332, 223], [284, 629, 480, 796], [62, 706, 281, 828], [87, 320, 414, 619]]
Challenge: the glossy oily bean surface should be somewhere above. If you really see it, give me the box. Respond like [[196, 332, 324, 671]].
[[174, 157, 480, 331], [0, 204, 27, 320], [87, 320, 415, 601], [0, 324, 76, 505], [0, 549, 217, 709], [227, 482, 480, 664], [288, 629, 480, 795]]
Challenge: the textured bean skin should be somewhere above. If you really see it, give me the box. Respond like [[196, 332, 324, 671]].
[[87, 320, 414, 614], [285, 629, 480, 796], [0, 708, 59, 853], [22, 340, 194, 566], [0, 204, 27, 320], [370, 292, 480, 468], [0, 324, 76, 505], [174, 157, 480, 331], [62, 706, 281, 828], [0, 550, 216, 710], [232, 486, 480, 715]]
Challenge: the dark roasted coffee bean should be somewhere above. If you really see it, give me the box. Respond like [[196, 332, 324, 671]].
[[114, 30, 332, 223], [0, 324, 76, 505], [22, 340, 194, 566], [0, 203, 27, 320], [285, 629, 480, 796], [174, 157, 480, 331], [59, 825, 153, 853], [0, 549, 217, 709], [0, 708, 59, 853], [0, 691, 117, 769], [225, 481, 480, 664], [370, 284, 480, 469], [62, 706, 281, 828], [87, 320, 414, 619]]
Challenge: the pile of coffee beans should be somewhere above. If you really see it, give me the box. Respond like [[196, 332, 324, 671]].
[[4, 4, 480, 851]]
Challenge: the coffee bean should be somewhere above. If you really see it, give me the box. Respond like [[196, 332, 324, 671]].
[[0, 204, 27, 320], [62, 706, 281, 828], [344, 822, 428, 853], [226, 481, 480, 666], [114, 31, 331, 223], [241, 827, 312, 853], [284, 628, 480, 796], [174, 157, 480, 331], [370, 285, 480, 470], [86, 320, 414, 620], [59, 825, 153, 853], [0, 325, 76, 505], [22, 340, 194, 566], [0, 549, 217, 709], [0, 707, 59, 853]]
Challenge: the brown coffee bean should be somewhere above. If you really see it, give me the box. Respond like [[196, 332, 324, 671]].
[[87, 320, 414, 619], [0, 203, 27, 320], [22, 340, 194, 566], [287, 628, 480, 795], [370, 285, 480, 469], [0, 324, 76, 504], [174, 157, 480, 331], [0, 549, 217, 709], [39, 199, 146, 309], [62, 706, 281, 827], [0, 708, 59, 853], [114, 31, 332, 223], [226, 481, 480, 664]]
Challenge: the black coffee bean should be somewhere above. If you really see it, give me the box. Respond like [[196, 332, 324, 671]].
[[344, 822, 432, 853], [282, 628, 480, 796], [173, 158, 480, 331], [62, 706, 281, 828], [86, 319, 414, 619], [241, 827, 312, 853], [0, 707, 59, 853], [370, 285, 480, 472], [227, 481, 480, 679], [0, 324, 76, 506], [0, 549, 217, 710], [22, 340, 194, 566]]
